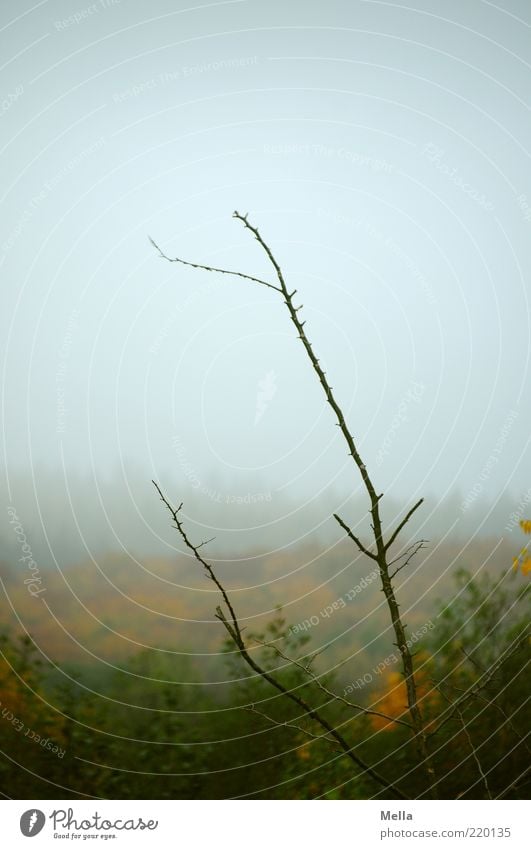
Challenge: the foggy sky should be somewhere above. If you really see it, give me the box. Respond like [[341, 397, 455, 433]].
[[1, 0, 530, 558]]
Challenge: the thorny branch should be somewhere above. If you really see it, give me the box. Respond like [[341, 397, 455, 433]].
[[152, 210, 437, 796], [153, 482, 407, 799]]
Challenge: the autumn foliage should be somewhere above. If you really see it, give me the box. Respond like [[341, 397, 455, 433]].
[[369, 651, 439, 732], [512, 518, 531, 576]]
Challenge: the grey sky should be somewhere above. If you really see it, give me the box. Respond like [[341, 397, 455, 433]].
[[1, 0, 530, 558]]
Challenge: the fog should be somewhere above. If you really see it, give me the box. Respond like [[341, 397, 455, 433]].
[[1, 467, 529, 571], [1, 0, 530, 568]]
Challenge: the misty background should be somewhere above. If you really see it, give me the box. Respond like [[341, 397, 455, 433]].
[[1, 0, 530, 583]]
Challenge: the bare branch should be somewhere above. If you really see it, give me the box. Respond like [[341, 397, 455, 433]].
[[148, 236, 283, 293], [254, 637, 413, 731], [154, 480, 407, 799], [245, 704, 338, 747], [333, 513, 378, 560], [152, 481, 243, 646], [388, 539, 428, 568], [385, 498, 424, 552], [389, 540, 429, 580]]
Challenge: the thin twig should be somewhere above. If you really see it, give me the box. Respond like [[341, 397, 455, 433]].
[[389, 540, 429, 580], [460, 647, 531, 757], [455, 711, 492, 800], [388, 539, 428, 568], [148, 236, 283, 293], [254, 637, 413, 731], [427, 635, 528, 739], [473, 691, 531, 757], [385, 499, 424, 552], [152, 481, 242, 645], [436, 683, 492, 799], [333, 513, 377, 560], [231, 212, 382, 512], [245, 704, 338, 747]]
